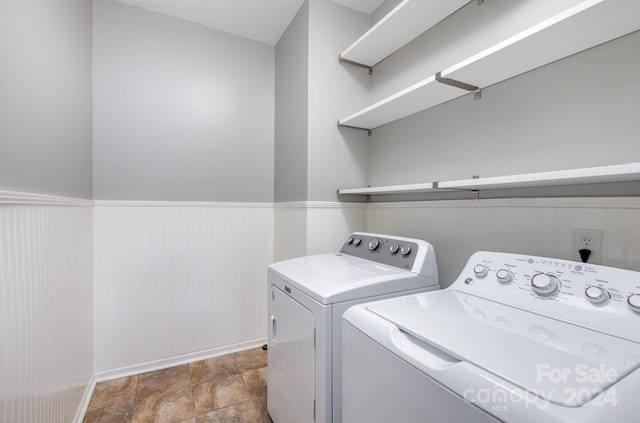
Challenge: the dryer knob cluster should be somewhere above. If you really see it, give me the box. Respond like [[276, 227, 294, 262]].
[[347, 237, 363, 246]]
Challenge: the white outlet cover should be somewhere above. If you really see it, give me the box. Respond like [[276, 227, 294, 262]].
[[573, 228, 603, 265]]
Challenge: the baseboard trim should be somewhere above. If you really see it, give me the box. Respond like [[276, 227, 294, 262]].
[[94, 338, 267, 382], [73, 375, 97, 423]]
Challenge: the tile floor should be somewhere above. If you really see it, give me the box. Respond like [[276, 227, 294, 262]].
[[84, 347, 272, 423]]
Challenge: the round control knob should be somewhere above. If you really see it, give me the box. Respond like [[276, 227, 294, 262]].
[[353, 238, 361, 246], [496, 269, 513, 284], [389, 243, 399, 254], [628, 294, 640, 313], [531, 273, 560, 297], [473, 264, 488, 278], [400, 246, 411, 256], [368, 239, 380, 250], [585, 286, 609, 305], [346, 237, 354, 244]]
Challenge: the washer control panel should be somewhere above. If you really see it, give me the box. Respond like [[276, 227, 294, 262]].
[[453, 251, 640, 342], [340, 232, 432, 274]]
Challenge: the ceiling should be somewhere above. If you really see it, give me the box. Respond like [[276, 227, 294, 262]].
[[115, 0, 386, 45]]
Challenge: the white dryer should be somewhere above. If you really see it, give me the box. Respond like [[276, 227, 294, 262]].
[[267, 232, 439, 423], [342, 251, 640, 423]]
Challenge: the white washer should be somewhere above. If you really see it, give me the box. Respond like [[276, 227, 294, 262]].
[[267, 232, 439, 423], [343, 251, 640, 423]]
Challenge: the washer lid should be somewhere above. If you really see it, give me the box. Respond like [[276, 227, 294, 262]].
[[269, 253, 434, 304], [366, 290, 640, 407]]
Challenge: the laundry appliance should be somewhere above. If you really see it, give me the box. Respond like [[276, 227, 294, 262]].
[[267, 232, 439, 423], [343, 251, 640, 423]]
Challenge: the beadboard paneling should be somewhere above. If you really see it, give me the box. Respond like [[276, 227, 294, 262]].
[[273, 204, 307, 262], [306, 203, 367, 255], [0, 205, 93, 423], [93, 204, 273, 373], [273, 202, 367, 261], [367, 198, 640, 287]]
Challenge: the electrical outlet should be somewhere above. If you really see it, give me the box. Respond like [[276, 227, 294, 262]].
[[580, 236, 593, 247], [573, 229, 603, 264]]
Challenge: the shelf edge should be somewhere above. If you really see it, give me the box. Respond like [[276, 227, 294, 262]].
[[338, 163, 640, 196]]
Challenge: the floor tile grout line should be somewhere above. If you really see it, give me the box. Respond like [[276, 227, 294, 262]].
[[132, 374, 140, 423], [239, 370, 262, 419], [189, 363, 197, 421]]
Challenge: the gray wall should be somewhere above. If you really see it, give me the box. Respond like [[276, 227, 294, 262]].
[[367, 0, 640, 188], [370, 31, 640, 187], [371, 0, 402, 24], [274, 0, 371, 202], [92, 0, 275, 202], [307, 0, 370, 201], [275, 2, 309, 203], [370, 0, 585, 102], [0, 0, 93, 198]]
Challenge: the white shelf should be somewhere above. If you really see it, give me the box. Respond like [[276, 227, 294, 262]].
[[439, 163, 640, 191], [337, 75, 469, 130], [338, 182, 438, 195], [441, 0, 640, 88], [338, 163, 640, 196], [339, 0, 471, 68], [338, 0, 640, 131]]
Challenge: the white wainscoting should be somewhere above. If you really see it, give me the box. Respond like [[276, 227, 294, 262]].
[[305, 202, 367, 255], [7, 194, 640, 421], [273, 202, 367, 261], [93, 202, 274, 374], [273, 203, 307, 262], [367, 198, 640, 287], [0, 201, 93, 423]]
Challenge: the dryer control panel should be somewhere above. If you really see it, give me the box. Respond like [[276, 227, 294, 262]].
[[339, 232, 437, 277], [452, 251, 640, 343]]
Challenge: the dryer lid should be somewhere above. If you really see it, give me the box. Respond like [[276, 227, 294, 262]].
[[269, 253, 434, 304], [366, 290, 640, 407]]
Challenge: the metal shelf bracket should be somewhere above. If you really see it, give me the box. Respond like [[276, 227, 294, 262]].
[[435, 72, 480, 93], [472, 175, 480, 200]]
